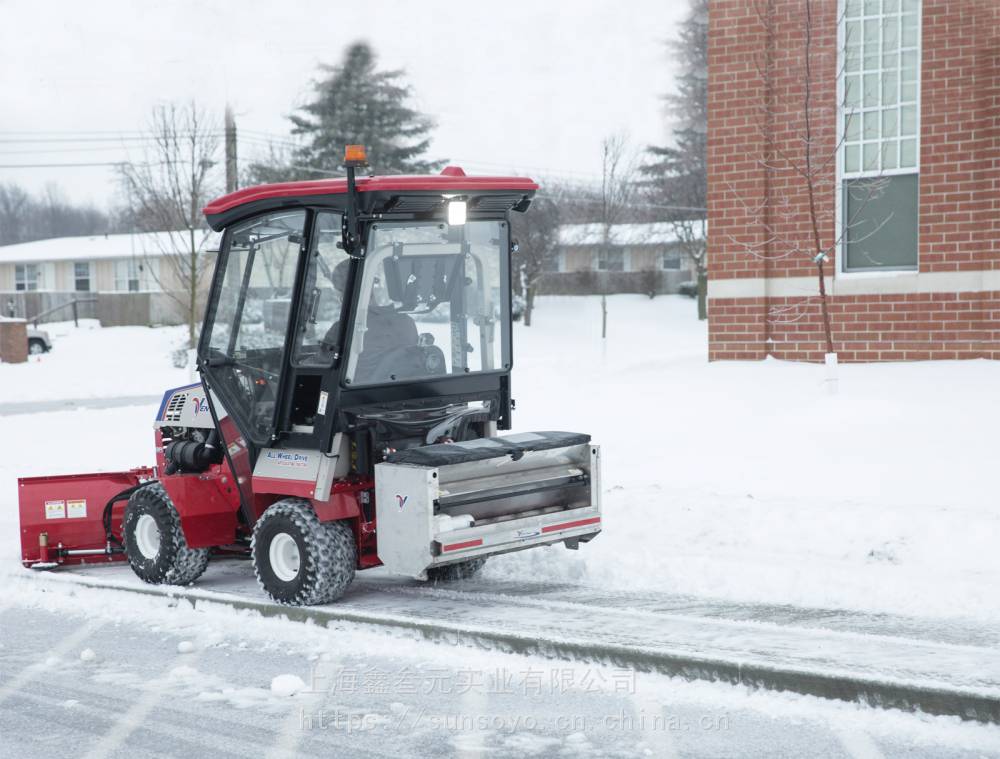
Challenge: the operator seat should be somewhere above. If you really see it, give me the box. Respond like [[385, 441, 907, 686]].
[[354, 306, 418, 382]]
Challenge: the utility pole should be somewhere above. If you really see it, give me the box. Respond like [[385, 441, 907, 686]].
[[224, 105, 238, 193]]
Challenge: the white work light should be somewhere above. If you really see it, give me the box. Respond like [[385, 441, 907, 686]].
[[447, 200, 467, 225]]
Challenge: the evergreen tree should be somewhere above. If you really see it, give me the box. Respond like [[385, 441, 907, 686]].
[[646, 0, 707, 210], [289, 42, 443, 175], [644, 0, 708, 318]]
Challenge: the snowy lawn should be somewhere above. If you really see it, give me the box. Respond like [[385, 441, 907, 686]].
[[1, 295, 998, 624], [0, 318, 189, 402], [493, 295, 1000, 623]]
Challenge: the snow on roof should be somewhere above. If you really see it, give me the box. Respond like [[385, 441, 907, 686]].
[[0, 230, 220, 264], [557, 222, 705, 247]]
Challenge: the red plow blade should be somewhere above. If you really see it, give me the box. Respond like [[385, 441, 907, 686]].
[[18, 467, 154, 568]]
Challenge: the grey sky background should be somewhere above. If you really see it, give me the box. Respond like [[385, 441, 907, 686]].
[[0, 0, 688, 209]]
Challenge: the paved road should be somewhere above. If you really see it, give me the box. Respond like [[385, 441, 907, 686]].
[[1, 600, 998, 758], [43, 559, 1000, 710]]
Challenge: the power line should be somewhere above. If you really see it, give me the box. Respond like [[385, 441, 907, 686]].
[[0, 161, 127, 168], [0, 145, 142, 156], [0, 133, 225, 144]]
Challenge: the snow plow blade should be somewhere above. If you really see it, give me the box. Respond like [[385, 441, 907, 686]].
[[375, 432, 600, 579], [18, 467, 155, 568]]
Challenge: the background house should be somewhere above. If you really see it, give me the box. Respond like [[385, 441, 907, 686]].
[[0, 231, 216, 326], [541, 222, 697, 295], [707, 0, 1000, 361]]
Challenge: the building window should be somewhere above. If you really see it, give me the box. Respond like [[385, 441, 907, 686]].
[[14, 264, 40, 291], [74, 262, 92, 292], [596, 249, 625, 272], [661, 248, 682, 271], [840, 0, 920, 271], [114, 258, 157, 292]]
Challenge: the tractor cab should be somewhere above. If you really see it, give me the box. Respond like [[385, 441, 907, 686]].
[[199, 153, 526, 463]]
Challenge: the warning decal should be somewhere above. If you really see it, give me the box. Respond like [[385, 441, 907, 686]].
[[45, 500, 66, 520], [67, 499, 87, 519]]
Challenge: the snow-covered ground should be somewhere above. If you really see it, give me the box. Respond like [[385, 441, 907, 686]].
[[0, 319, 188, 402], [492, 296, 1000, 623], [1, 296, 998, 624]]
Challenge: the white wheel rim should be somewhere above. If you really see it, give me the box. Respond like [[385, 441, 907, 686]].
[[269, 533, 300, 582], [134, 514, 161, 559], [29, 343, 43, 354]]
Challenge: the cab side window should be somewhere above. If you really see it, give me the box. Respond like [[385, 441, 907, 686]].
[[293, 211, 351, 366], [205, 210, 305, 444]]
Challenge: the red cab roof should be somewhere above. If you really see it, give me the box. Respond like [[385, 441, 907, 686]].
[[203, 167, 538, 220]]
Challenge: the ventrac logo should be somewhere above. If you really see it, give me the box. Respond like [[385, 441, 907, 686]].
[[189, 396, 210, 415], [395, 494, 408, 511]]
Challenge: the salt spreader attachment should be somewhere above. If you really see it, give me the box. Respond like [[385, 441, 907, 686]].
[[18, 145, 602, 604]]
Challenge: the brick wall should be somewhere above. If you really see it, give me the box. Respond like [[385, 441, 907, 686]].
[[707, 0, 1000, 362], [0, 319, 28, 363], [711, 292, 1000, 361]]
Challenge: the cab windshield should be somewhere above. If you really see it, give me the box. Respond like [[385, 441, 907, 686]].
[[344, 220, 509, 386]]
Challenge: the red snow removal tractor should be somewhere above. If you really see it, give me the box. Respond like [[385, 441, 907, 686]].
[[18, 147, 602, 605]]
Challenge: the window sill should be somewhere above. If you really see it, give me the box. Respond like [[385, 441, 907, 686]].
[[836, 268, 919, 280]]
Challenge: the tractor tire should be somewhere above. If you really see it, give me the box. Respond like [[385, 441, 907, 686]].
[[27, 338, 46, 355], [251, 499, 356, 606], [123, 483, 210, 586], [426, 557, 487, 583]]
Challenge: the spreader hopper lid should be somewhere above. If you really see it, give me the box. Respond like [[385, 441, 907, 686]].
[[384, 431, 591, 467]]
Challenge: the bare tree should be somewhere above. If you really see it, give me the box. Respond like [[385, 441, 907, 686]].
[[119, 102, 221, 347], [509, 192, 561, 327], [597, 134, 642, 338], [0, 184, 31, 244], [674, 217, 707, 317], [724, 1, 887, 360], [0, 182, 110, 245]]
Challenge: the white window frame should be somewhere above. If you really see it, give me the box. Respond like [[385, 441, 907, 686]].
[[74, 261, 92, 292], [114, 257, 159, 292], [14, 263, 40, 291], [836, 0, 922, 276], [660, 247, 683, 271], [595, 247, 628, 272]]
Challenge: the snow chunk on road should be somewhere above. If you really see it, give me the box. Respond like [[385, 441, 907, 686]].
[[270, 674, 307, 697], [177, 640, 196, 654], [79, 648, 96, 662]]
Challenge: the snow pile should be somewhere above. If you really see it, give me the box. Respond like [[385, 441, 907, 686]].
[[270, 673, 307, 697]]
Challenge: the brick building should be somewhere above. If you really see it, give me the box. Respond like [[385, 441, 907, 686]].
[[707, 0, 999, 361]]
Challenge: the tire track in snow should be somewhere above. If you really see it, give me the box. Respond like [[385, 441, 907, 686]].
[[835, 726, 886, 759], [0, 617, 106, 707], [631, 693, 680, 759], [79, 649, 203, 759]]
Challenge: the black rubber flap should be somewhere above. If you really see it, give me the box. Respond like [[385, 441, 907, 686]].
[[385, 431, 591, 467]]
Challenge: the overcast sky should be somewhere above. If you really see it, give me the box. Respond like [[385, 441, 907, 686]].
[[0, 0, 688, 210]]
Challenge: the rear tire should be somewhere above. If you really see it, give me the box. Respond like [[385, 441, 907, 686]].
[[123, 483, 210, 585], [27, 339, 46, 355], [426, 557, 487, 582], [251, 499, 356, 606]]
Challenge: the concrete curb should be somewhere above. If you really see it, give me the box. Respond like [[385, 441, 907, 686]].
[[33, 572, 1000, 725]]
